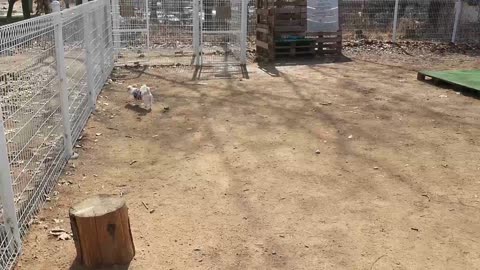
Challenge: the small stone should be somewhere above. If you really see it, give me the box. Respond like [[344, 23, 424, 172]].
[[271, 251, 277, 255], [149, 209, 155, 214], [95, 133, 102, 136], [373, 166, 379, 170], [315, 149, 321, 154], [57, 232, 71, 241], [348, 135, 353, 139], [70, 152, 79, 160]]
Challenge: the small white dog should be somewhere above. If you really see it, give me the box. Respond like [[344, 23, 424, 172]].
[[127, 84, 153, 110]]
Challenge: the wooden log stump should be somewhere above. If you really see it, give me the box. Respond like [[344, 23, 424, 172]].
[[69, 195, 135, 268]]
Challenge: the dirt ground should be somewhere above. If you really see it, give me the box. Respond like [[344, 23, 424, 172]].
[[16, 53, 480, 269]]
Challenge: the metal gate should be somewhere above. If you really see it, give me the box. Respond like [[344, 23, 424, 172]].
[[111, 0, 247, 67], [193, 0, 247, 67]]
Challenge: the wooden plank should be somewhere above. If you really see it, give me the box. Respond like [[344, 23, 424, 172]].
[[317, 43, 342, 49], [275, 25, 306, 32], [275, 51, 314, 56], [256, 27, 270, 34], [275, 19, 306, 26], [274, 7, 307, 14], [256, 23, 269, 30], [313, 36, 342, 42], [307, 31, 342, 36], [256, 40, 270, 50], [417, 73, 426, 81], [275, 0, 306, 7]]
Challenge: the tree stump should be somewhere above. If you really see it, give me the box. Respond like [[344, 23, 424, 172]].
[[69, 195, 135, 268]]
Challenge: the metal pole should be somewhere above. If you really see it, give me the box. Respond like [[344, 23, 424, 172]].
[[83, 0, 96, 108], [52, 0, 74, 158], [105, 0, 114, 68], [199, 0, 203, 66], [392, 0, 400, 43], [193, 0, 200, 66], [452, 0, 463, 43], [95, 1, 106, 82], [111, 0, 121, 51], [145, 0, 150, 49], [0, 107, 22, 253], [240, 0, 248, 65]]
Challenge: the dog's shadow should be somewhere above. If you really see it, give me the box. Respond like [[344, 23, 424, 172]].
[[124, 103, 151, 116]]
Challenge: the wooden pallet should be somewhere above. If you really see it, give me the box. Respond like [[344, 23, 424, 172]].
[[306, 31, 343, 55], [274, 39, 316, 57], [417, 70, 480, 92]]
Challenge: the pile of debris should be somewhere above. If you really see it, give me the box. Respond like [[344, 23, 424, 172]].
[[343, 39, 480, 56]]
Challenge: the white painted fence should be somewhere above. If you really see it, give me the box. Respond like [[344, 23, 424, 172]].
[[0, 0, 114, 268]]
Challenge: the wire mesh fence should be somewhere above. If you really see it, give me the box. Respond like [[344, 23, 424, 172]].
[[112, 0, 249, 66], [243, 0, 479, 44], [0, 0, 114, 269], [339, 0, 479, 43]]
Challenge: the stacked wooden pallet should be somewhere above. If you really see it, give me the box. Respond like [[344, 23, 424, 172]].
[[306, 31, 343, 55], [256, 0, 308, 60], [256, 0, 342, 61]]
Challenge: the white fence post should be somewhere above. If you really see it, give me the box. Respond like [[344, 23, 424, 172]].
[[0, 107, 22, 253], [145, 0, 150, 49], [111, 0, 121, 51], [392, 0, 400, 43], [193, 0, 200, 66], [83, 0, 96, 108], [95, 1, 106, 82], [452, 0, 463, 43], [52, 0, 74, 158], [240, 0, 248, 65]]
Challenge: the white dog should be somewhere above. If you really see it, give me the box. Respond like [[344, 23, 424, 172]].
[[127, 84, 153, 110]]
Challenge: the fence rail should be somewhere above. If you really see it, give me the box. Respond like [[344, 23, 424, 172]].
[[0, 0, 113, 268]]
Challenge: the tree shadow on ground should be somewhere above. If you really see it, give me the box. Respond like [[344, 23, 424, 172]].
[[257, 54, 352, 77]]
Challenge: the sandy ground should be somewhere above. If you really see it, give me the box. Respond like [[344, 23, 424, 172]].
[[16, 53, 480, 269]]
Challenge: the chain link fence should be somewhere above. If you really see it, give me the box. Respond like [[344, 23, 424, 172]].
[[0, 0, 113, 268]]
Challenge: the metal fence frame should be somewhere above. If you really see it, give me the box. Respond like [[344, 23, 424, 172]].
[[0, 0, 113, 268], [111, 0, 249, 66]]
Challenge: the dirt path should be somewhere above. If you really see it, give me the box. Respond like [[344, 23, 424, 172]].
[[17, 60, 480, 269]]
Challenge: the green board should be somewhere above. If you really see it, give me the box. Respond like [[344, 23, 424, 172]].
[[418, 70, 480, 91]]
